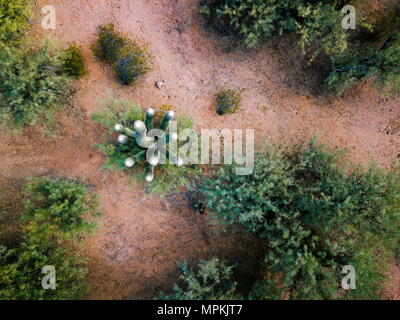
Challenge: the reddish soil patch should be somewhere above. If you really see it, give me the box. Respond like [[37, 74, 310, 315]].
[[1, 0, 399, 299]]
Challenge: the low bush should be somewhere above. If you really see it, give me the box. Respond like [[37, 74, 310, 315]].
[[23, 177, 101, 242], [327, 25, 400, 95], [93, 24, 126, 63], [59, 44, 88, 77], [0, 242, 89, 300], [0, 177, 102, 300], [0, 177, 24, 247], [0, 44, 72, 128], [114, 42, 149, 85], [216, 89, 241, 115], [159, 259, 242, 300], [0, 0, 31, 44], [93, 23, 149, 86]]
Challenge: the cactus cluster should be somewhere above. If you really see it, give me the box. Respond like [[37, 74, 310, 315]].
[[114, 108, 183, 182]]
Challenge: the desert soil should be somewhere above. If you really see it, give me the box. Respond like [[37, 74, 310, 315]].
[[0, 0, 398, 299]]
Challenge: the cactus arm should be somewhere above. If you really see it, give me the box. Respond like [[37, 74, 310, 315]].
[[146, 147, 160, 166], [160, 111, 175, 131], [115, 124, 135, 137], [134, 120, 155, 148], [145, 164, 155, 182], [118, 134, 130, 144], [145, 108, 155, 130], [133, 149, 146, 161], [124, 157, 136, 167]]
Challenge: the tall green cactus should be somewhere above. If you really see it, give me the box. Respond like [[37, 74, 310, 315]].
[[114, 108, 183, 182]]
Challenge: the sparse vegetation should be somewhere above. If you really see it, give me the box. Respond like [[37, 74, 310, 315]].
[[216, 89, 241, 115], [93, 23, 149, 85], [159, 259, 241, 300], [59, 44, 88, 77], [0, 44, 72, 129], [0, 177, 102, 300], [0, 0, 31, 45], [0, 177, 24, 247]]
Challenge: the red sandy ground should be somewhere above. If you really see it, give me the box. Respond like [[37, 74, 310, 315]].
[[0, 0, 398, 299]]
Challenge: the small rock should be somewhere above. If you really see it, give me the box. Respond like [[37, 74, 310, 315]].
[[155, 80, 165, 89]]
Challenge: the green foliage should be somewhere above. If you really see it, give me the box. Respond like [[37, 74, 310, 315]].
[[327, 18, 400, 95], [201, 138, 400, 299], [216, 89, 241, 115], [322, 7, 400, 95], [201, 0, 347, 59], [93, 24, 125, 63], [0, 177, 101, 300], [93, 23, 149, 85], [0, 0, 30, 45], [325, 50, 371, 95], [0, 44, 72, 128], [159, 259, 242, 300], [295, 2, 347, 61], [114, 42, 149, 86], [0, 243, 88, 300], [92, 98, 200, 195], [59, 44, 88, 77], [372, 33, 400, 95], [202, 1, 400, 95], [92, 98, 144, 170], [23, 177, 101, 242]]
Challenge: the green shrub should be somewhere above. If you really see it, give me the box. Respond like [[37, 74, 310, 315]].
[[92, 23, 149, 86], [0, 177, 101, 300], [327, 13, 400, 95], [114, 42, 149, 85], [23, 177, 101, 242], [159, 259, 242, 300], [201, 0, 347, 59], [0, 0, 30, 44], [92, 98, 145, 170], [93, 24, 125, 62], [92, 98, 200, 195], [59, 44, 88, 77], [200, 138, 400, 299], [0, 44, 72, 128], [0, 243, 89, 300], [372, 32, 400, 95], [216, 89, 241, 115], [325, 49, 371, 95]]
